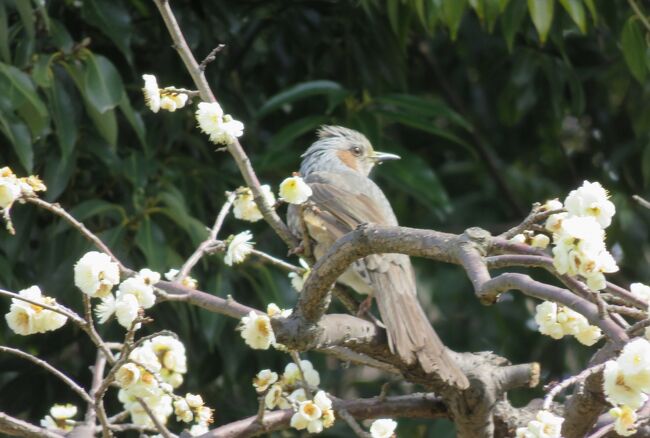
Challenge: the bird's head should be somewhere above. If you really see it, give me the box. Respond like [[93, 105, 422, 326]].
[[299, 125, 401, 177]]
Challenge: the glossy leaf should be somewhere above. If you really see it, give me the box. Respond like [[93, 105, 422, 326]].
[[621, 17, 647, 84], [442, 0, 467, 40], [47, 79, 77, 158], [0, 112, 32, 172], [501, 0, 528, 51], [374, 94, 472, 130], [15, 0, 35, 39], [31, 54, 55, 88], [528, 0, 555, 44], [83, 53, 124, 114], [257, 80, 345, 118], [559, 0, 586, 33], [81, 0, 133, 63], [118, 91, 146, 147]]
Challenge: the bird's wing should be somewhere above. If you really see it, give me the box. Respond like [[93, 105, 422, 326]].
[[291, 171, 469, 389]]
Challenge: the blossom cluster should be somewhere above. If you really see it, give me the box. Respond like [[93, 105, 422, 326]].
[[5, 286, 67, 335], [196, 101, 244, 145], [142, 74, 189, 113], [252, 360, 333, 433], [534, 301, 601, 346], [546, 181, 618, 291], [115, 335, 212, 434], [515, 410, 564, 438], [601, 338, 650, 435], [40, 404, 77, 432]]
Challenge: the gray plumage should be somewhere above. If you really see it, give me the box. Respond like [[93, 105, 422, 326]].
[[288, 126, 469, 389]]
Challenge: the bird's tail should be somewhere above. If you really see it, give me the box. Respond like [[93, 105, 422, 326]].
[[373, 272, 469, 389]]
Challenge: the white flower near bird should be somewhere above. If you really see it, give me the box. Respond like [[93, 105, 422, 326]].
[[282, 359, 320, 387], [232, 185, 276, 222], [195, 101, 244, 145], [240, 311, 275, 350], [290, 391, 335, 434], [117, 276, 156, 309], [603, 360, 648, 409], [369, 418, 397, 438], [224, 231, 254, 266], [253, 369, 279, 393], [533, 300, 601, 346], [74, 251, 120, 298], [114, 293, 140, 329], [279, 176, 313, 204]]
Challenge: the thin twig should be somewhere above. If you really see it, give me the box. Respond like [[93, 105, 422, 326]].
[[290, 351, 313, 399], [633, 194, 650, 209], [542, 363, 605, 410], [85, 351, 107, 425], [26, 198, 132, 274], [135, 397, 176, 438], [177, 191, 236, 280], [0, 346, 93, 404], [0, 288, 82, 323], [250, 249, 303, 273], [627, 318, 650, 336], [336, 405, 372, 438], [199, 43, 226, 71]]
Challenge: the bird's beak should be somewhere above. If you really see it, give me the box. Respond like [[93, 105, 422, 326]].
[[371, 151, 401, 163]]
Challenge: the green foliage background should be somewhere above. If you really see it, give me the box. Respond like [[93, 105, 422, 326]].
[[1, 0, 649, 436]]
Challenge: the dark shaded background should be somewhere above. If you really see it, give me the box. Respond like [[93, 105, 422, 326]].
[[1, 0, 649, 436]]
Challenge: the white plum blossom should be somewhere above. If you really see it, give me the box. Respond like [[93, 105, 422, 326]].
[[279, 176, 313, 205], [240, 311, 275, 350], [0, 176, 21, 210], [118, 276, 156, 309], [370, 418, 398, 438], [283, 360, 320, 387], [515, 410, 564, 438], [609, 405, 637, 436], [189, 423, 210, 436], [0, 167, 46, 212], [164, 268, 198, 289], [564, 180, 615, 228], [545, 212, 568, 234], [603, 360, 648, 409], [253, 369, 279, 393], [40, 403, 77, 432], [5, 286, 67, 335], [267, 303, 292, 318], [533, 301, 601, 346], [74, 251, 120, 298], [551, 216, 618, 291], [95, 294, 116, 324], [264, 383, 290, 409], [224, 231, 254, 266], [290, 391, 334, 434], [173, 398, 193, 423], [630, 283, 650, 303], [159, 92, 188, 112], [115, 363, 141, 389], [541, 198, 563, 212], [195, 101, 244, 145], [530, 234, 550, 249], [232, 185, 276, 222], [114, 293, 140, 329], [142, 74, 161, 113], [288, 259, 310, 292]]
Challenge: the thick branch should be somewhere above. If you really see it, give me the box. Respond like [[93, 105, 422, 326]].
[[0, 412, 63, 438]]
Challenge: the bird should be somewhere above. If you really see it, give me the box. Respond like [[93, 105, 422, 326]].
[[287, 125, 469, 389]]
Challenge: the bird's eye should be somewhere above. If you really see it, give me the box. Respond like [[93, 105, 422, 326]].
[[351, 146, 362, 156]]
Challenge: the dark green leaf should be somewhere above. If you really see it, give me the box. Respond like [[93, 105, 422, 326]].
[[15, 0, 35, 39], [47, 79, 77, 158], [442, 0, 467, 40], [268, 115, 329, 150], [0, 112, 32, 172], [374, 94, 472, 131], [0, 62, 48, 119], [621, 17, 647, 84], [118, 91, 146, 148], [31, 54, 55, 88], [501, 0, 527, 51], [82, 0, 133, 63], [49, 19, 73, 52], [0, 2, 11, 62], [83, 53, 124, 113], [42, 148, 76, 200], [135, 216, 166, 271], [559, 0, 586, 33], [528, 0, 555, 44], [257, 80, 345, 118]]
